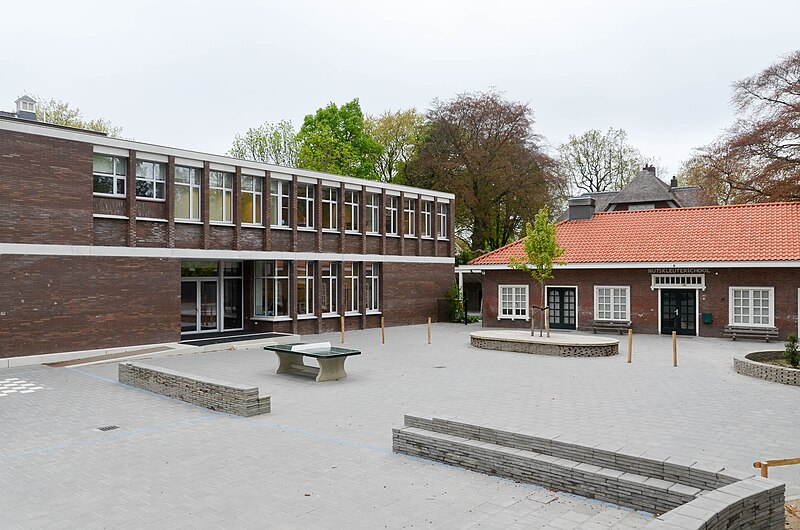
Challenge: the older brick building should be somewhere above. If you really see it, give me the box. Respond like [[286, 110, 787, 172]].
[[0, 114, 455, 359], [469, 200, 800, 340]]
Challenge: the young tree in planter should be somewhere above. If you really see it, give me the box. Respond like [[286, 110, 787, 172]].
[[509, 205, 566, 337]]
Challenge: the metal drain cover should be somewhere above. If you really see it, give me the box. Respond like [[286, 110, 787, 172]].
[[97, 425, 120, 432]]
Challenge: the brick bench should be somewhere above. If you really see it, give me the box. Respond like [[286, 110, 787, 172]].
[[723, 325, 779, 342], [392, 415, 785, 528], [591, 320, 631, 335]]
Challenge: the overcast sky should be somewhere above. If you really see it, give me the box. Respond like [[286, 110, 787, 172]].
[[3, 0, 799, 177]]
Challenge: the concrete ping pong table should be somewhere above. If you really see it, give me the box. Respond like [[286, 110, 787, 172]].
[[263, 342, 361, 382]]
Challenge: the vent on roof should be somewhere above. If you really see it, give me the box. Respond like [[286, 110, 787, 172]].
[[97, 425, 120, 432], [566, 197, 595, 221], [15, 96, 37, 121]]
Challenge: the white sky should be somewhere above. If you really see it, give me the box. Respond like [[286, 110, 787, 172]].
[[3, 0, 799, 177]]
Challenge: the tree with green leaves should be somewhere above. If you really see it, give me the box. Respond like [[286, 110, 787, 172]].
[[364, 108, 424, 183], [33, 96, 122, 137], [228, 119, 299, 167], [296, 98, 382, 180], [509, 205, 566, 337]]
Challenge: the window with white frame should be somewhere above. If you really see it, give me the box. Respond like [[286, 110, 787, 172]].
[[344, 262, 359, 313], [365, 262, 380, 312], [270, 179, 290, 227], [175, 165, 201, 220], [254, 260, 290, 318], [729, 287, 774, 327], [385, 195, 398, 235], [498, 285, 528, 320], [345, 190, 360, 232], [209, 171, 233, 223], [297, 183, 314, 228], [594, 286, 629, 321], [241, 175, 263, 225], [404, 198, 416, 236], [321, 261, 338, 314], [421, 201, 433, 237], [135, 160, 166, 200], [366, 193, 380, 234], [93, 154, 127, 196], [322, 187, 338, 230], [296, 261, 314, 316], [437, 202, 448, 239]]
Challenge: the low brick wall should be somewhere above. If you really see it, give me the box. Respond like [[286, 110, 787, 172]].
[[470, 337, 618, 357], [393, 415, 784, 528], [734, 351, 800, 386], [119, 362, 270, 417]]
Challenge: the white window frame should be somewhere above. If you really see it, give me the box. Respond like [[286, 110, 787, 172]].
[[498, 285, 529, 321], [209, 170, 233, 224], [594, 286, 630, 322], [366, 193, 380, 234], [241, 175, 263, 226], [437, 202, 448, 239], [93, 154, 127, 197], [321, 261, 339, 315], [404, 198, 416, 236], [270, 179, 290, 227], [345, 190, 360, 233], [296, 183, 315, 229], [135, 160, 166, 201], [175, 165, 201, 221], [421, 201, 433, 238], [296, 261, 315, 317], [365, 262, 380, 313], [385, 196, 398, 235], [651, 274, 706, 290], [322, 187, 338, 230], [344, 262, 359, 314], [729, 287, 774, 328]]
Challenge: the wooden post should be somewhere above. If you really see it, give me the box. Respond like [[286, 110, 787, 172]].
[[341, 315, 345, 344], [545, 307, 550, 338], [381, 316, 385, 344], [672, 331, 677, 367], [760, 462, 769, 478], [627, 329, 633, 363], [427, 317, 431, 345]]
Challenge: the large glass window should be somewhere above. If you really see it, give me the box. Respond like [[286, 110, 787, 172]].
[[135, 160, 166, 200], [385, 196, 398, 235], [93, 154, 126, 196], [270, 179, 290, 227], [365, 262, 380, 312], [175, 166, 201, 221], [322, 187, 338, 230], [499, 285, 528, 320], [595, 286, 629, 321], [437, 202, 449, 239], [255, 261, 290, 317], [366, 193, 380, 234], [404, 198, 416, 236], [345, 190, 360, 232], [209, 171, 233, 223], [321, 262, 338, 314], [297, 261, 315, 316], [241, 175, 263, 225], [297, 183, 315, 228], [730, 287, 774, 327], [344, 262, 359, 313], [421, 201, 433, 237]]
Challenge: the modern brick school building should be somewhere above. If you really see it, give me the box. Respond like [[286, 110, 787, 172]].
[[0, 102, 455, 360]]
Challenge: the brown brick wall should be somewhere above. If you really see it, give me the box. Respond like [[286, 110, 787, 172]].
[[0, 255, 180, 358], [93, 218, 127, 246], [383, 262, 453, 325], [0, 131, 93, 244]]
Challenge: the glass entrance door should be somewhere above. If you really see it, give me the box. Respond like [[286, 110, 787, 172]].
[[548, 287, 577, 330], [181, 279, 219, 333], [661, 289, 696, 336]]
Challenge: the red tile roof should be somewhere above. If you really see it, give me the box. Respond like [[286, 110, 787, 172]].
[[469, 202, 800, 265]]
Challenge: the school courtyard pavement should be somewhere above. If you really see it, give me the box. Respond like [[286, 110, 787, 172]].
[[1, 323, 798, 529]]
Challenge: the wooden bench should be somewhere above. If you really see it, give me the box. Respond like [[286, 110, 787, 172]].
[[723, 326, 779, 342], [263, 342, 361, 382], [591, 320, 631, 335]]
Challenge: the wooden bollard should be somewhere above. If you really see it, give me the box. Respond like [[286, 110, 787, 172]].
[[427, 317, 431, 344], [627, 329, 632, 363], [341, 315, 345, 344], [545, 308, 550, 338], [381, 316, 385, 344], [672, 331, 677, 367]]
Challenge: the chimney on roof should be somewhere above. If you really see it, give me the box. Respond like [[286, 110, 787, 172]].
[[15, 96, 37, 121], [643, 164, 656, 176], [670, 176, 678, 188], [566, 196, 595, 221]]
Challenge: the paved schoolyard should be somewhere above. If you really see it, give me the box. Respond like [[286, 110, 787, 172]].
[[1, 324, 798, 529]]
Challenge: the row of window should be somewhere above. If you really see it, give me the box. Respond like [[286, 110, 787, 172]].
[[93, 155, 449, 236], [254, 260, 380, 319], [498, 285, 775, 327]]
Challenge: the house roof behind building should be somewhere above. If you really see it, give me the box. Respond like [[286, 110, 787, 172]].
[[607, 170, 675, 206], [470, 201, 800, 265]]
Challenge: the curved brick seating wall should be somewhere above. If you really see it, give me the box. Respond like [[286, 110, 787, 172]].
[[470, 336, 618, 357], [119, 362, 271, 417], [392, 415, 785, 529], [734, 352, 800, 386]]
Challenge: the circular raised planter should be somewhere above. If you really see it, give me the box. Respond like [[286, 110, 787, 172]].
[[734, 351, 800, 386], [470, 330, 618, 357]]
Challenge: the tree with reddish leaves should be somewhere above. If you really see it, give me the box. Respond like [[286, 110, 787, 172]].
[[685, 50, 800, 203], [406, 90, 563, 253]]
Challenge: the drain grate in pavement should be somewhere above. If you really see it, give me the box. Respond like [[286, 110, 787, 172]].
[[97, 425, 120, 432]]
